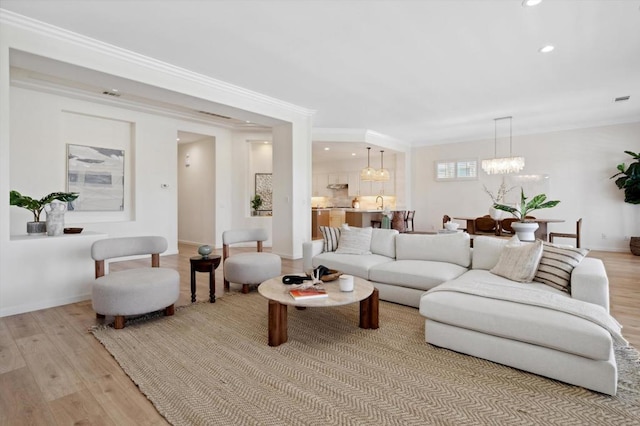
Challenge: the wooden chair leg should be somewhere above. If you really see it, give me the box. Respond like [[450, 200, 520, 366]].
[[114, 315, 125, 329], [96, 313, 106, 319], [242, 284, 249, 294], [224, 278, 230, 291], [164, 304, 175, 316]]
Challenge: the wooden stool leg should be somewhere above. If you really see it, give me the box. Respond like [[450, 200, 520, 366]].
[[224, 278, 230, 291], [242, 284, 249, 294], [114, 315, 125, 329], [164, 304, 175, 316], [96, 313, 105, 319], [268, 300, 288, 346]]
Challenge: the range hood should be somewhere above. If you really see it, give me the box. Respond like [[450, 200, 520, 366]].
[[327, 183, 348, 190]]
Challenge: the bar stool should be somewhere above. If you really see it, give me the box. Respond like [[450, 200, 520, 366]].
[[404, 210, 415, 232]]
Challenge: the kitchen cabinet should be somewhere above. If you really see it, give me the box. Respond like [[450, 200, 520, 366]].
[[327, 173, 348, 185], [348, 172, 360, 196], [312, 174, 330, 197], [311, 209, 330, 238]]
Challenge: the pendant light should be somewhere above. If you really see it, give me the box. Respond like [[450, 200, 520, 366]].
[[374, 150, 390, 181], [360, 147, 376, 181], [481, 116, 525, 175]]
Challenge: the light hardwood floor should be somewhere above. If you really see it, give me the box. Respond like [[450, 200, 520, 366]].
[[0, 245, 638, 425]]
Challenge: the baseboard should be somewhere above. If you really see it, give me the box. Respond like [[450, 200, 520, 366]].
[[0, 293, 91, 318]]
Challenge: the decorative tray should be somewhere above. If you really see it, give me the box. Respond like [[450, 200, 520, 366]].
[[307, 269, 342, 282], [63, 227, 84, 234]]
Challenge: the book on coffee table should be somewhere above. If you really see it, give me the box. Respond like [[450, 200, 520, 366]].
[[289, 287, 328, 300]]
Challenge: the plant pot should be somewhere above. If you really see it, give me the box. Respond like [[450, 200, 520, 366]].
[[631, 237, 640, 256], [26, 221, 46, 235], [511, 222, 539, 242]]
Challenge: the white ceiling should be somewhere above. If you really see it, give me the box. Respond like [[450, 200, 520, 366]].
[[2, 0, 639, 148]]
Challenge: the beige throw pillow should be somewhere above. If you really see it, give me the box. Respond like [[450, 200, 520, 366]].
[[335, 226, 373, 255], [490, 239, 543, 283], [534, 242, 589, 293]]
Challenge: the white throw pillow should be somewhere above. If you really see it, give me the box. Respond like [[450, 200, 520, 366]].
[[534, 242, 589, 293], [319, 226, 341, 252], [336, 226, 373, 255], [490, 239, 543, 283]]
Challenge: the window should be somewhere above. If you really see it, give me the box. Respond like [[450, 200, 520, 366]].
[[435, 159, 478, 181]]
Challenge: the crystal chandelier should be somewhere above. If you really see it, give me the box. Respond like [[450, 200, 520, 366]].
[[374, 150, 390, 181], [481, 116, 525, 175], [360, 147, 376, 181]]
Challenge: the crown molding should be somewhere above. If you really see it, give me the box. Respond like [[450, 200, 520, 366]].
[[0, 9, 316, 119]]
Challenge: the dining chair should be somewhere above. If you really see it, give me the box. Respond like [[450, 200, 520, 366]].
[[549, 218, 582, 248], [404, 210, 415, 232], [474, 215, 496, 233]]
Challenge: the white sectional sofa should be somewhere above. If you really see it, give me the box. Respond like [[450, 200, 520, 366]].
[[302, 228, 624, 395]]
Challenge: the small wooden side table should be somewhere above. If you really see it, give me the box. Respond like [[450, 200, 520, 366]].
[[189, 255, 221, 303]]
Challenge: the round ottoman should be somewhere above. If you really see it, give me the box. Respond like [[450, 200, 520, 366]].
[[92, 268, 180, 327], [224, 252, 281, 293]]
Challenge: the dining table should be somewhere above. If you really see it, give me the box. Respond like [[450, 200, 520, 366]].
[[453, 216, 565, 241]]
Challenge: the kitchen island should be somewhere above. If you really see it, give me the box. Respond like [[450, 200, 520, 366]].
[[345, 209, 384, 228]]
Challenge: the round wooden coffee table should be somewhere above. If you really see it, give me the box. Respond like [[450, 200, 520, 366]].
[[258, 275, 379, 346]]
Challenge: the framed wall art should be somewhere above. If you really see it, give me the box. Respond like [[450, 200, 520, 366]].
[[67, 144, 125, 211]]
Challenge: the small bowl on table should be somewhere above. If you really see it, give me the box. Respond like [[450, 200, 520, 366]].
[[63, 227, 83, 234], [444, 222, 459, 231]]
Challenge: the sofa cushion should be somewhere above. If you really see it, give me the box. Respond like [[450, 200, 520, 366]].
[[370, 260, 468, 291], [395, 232, 471, 268], [419, 270, 612, 360], [312, 252, 392, 278], [370, 228, 399, 258], [336, 226, 373, 255], [472, 236, 510, 270], [490, 239, 543, 283], [320, 226, 341, 252]]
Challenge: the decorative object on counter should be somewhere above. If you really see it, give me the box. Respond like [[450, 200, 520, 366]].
[[610, 150, 639, 255], [481, 116, 525, 175], [391, 211, 406, 233], [492, 188, 560, 241], [63, 227, 83, 234], [381, 206, 392, 229], [250, 194, 263, 216], [375, 150, 390, 182], [44, 199, 68, 236], [360, 147, 376, 181], [483, 180, 516, 220], [198, 244, 213, 258], [352, 197, 360, 209], [10, 190, 79, 235]]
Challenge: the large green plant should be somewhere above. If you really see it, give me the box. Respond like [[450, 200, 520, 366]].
[[10, 190, 79, 222], [610, 150, 640, 204], [492, 188, 560, 222]]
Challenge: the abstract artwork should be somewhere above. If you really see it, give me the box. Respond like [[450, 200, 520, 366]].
[[255, 173, 273, 212], [67, 144, 125, 211]]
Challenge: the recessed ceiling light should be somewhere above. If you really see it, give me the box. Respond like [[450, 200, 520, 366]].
[[176, 138, 180, 141], [539, 45, 555, 53], [324, 147, 330, 151], [351, 153, 356, 156], [522, 0, 542, 6], [111, 88, 119, 92], [245, 120, 251, 123]]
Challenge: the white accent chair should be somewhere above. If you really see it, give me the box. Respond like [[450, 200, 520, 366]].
[[91, 236, 180, 329], [223, 229, 281, 294]]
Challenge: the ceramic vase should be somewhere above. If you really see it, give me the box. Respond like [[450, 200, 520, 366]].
[[45, 200, 67, 236], [511, 222, 539, 242]]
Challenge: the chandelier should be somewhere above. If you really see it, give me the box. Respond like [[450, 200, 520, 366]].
[[374, 150, 390, 181], [481, 116, 525, 175], [360, 147, 376, 181]]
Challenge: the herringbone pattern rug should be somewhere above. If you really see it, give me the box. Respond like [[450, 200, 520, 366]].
[[91, 293, 640, 425]]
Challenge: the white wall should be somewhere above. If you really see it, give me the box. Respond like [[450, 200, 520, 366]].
[[412, 122, 640, 251], [178, 136, 216, 246]]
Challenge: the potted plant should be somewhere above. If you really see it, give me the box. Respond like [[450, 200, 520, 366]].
[[251, 194, 263, 216], [483, 181, 516, 220], [610, 150, 640, 254], [10, 190, 79, 235], [492, 188, 560, 241]]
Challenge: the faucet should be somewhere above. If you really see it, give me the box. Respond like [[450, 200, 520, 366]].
[[376, 195, 384, 210]]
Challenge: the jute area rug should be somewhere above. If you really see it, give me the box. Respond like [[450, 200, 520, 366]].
[[91, 292, 640, 426]]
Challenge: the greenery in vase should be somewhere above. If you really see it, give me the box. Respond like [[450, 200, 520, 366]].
[[483, 182, 516, 204], [610, 150, 640, 204], [9, 190, 79, 222], [492, 188, 560, 222], [251, 194, 263, 211]]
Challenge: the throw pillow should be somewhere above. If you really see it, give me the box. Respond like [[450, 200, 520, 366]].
[[319, 226, 341, 252], [490, 239, 543, 283], [534, 242, 589, 293], [335, 226, 373, 255]]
